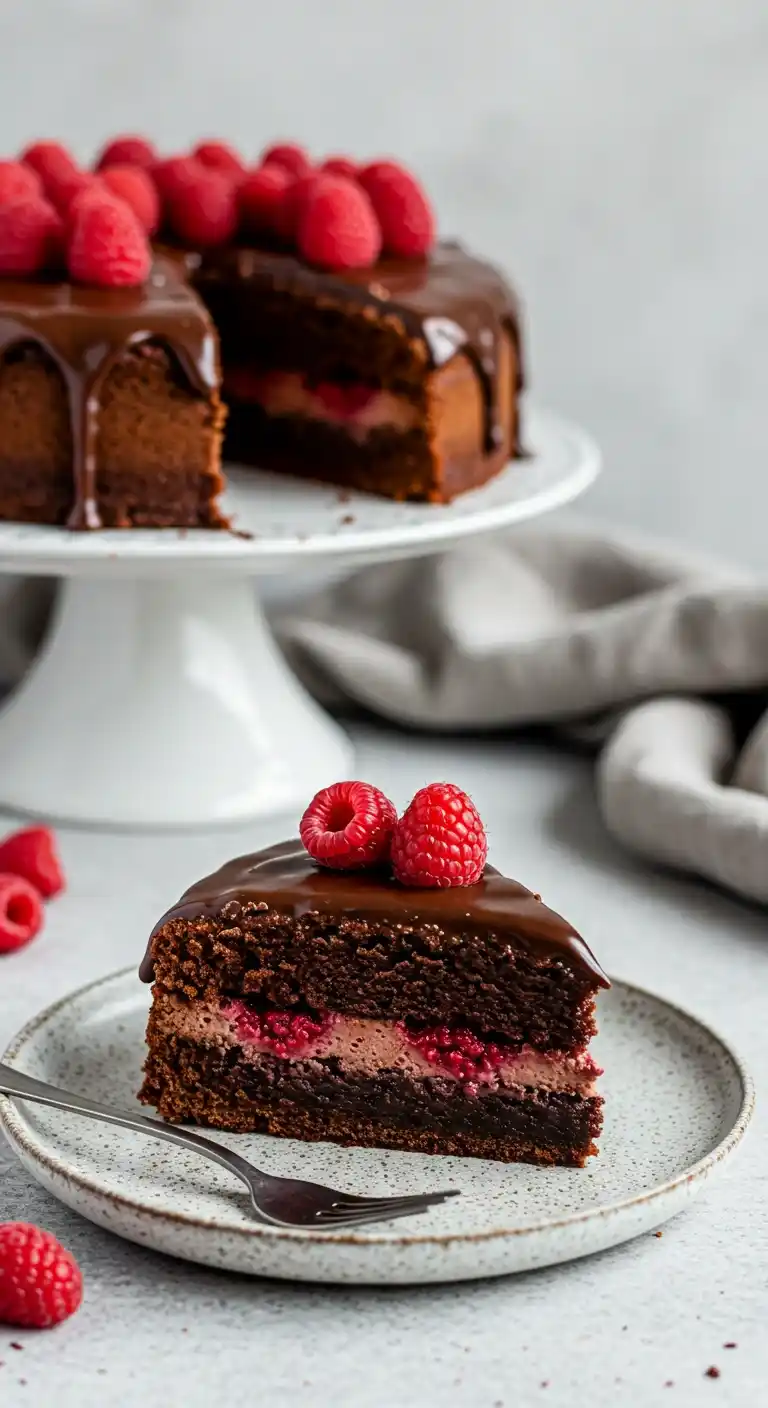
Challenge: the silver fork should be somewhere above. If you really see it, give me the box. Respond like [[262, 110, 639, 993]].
[[0, 1063, 460, 1230]]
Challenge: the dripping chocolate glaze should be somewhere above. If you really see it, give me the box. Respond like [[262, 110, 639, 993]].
[[139, 839, 608, 987], [0, 259, 219, 529], [189, 239, 524, 457]]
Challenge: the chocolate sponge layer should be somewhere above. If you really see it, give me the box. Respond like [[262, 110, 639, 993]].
[[140, 1034, 602, 1167], [147, 904, 599, 1052], [0, 341, 225, 528]]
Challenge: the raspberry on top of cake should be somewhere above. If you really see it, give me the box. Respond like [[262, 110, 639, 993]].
[[0, 136, 524, 527], [140, 780, 608, 1167]]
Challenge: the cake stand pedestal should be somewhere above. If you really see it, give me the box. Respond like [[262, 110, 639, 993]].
[[0, 408, 599, 828]]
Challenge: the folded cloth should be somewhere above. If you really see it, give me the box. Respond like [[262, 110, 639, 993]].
[[277, 523, 768, 905], [1, 524, 766, 904]]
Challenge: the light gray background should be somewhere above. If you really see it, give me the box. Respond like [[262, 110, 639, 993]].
[[2, 0, 766, 565], [0, 5, 766, 1406]]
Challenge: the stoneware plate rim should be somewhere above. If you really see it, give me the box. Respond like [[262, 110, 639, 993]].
[[0, 966, 754, 1257]]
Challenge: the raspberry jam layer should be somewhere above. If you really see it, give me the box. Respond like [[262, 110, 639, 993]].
[[164, 997, 601, 1097], [221, 368, 419, 440], [221, 1005, 333, 1058]]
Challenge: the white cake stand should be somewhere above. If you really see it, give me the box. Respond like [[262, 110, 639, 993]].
[[0, 407, 599, 828]]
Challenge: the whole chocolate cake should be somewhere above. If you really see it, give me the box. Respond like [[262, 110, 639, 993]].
[[140, 783, 607, 1166], [0, 138, 524, 527]]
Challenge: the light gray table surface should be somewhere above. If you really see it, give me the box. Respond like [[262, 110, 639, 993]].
[[0, 723, 764, 1407]]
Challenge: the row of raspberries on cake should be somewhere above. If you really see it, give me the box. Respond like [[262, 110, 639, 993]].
[[0, 152, 153, 287], [0, 825, 65, 954], [0, 136, 434, 285], [299, 780, 488, 888]]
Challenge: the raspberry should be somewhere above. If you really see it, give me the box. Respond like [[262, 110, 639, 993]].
[[224, 1000, 332, 1058], [298, 177, 381, 271], [0, 196, 63, 276], [0, 826, 65, 900], [357, 160, 435, 258], [399, 1022, 505, 1084], [238, 163, 293, 238], [95, 135, 157, 172], [165, 166, 238, 247], [319, 156, 358, 180], [100, 165, 160, 234], [313, 381, 375, 420], [0, 161, 42, 202], [19, 141, 77, 192], [0, 875, 44, 955], [222, 366, 278, 402], [151, 154, 202, 206], [65, 186, 109, 230], [46, 168, 103, 213], [68, 196, 151, 288], [193, 140, 245, 176], [261, 142, 311, 177], [275, 170, 326, 242], [300, 780, 397, 869], [0, 1223, 82, 1328], [391, 782, 488, 888]]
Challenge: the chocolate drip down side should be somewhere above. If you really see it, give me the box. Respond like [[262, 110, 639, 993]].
[[140, 839, 608, 988], [0, 260, 219, 529]]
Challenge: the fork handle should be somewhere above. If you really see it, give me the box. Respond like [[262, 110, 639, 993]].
[[0, 1061, 269, 1194]]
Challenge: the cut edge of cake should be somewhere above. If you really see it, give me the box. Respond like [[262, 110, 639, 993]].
[[192, 239, 523, 504]]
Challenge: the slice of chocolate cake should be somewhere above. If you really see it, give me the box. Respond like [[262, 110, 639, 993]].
[[140, 785, 608, 1166]]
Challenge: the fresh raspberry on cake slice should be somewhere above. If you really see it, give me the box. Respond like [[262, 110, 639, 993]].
[[139, 784, 608, 1166]]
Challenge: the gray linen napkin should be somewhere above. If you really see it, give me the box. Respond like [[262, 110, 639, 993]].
[[1, 524, 766, 904], [277, 524, 768, 905]]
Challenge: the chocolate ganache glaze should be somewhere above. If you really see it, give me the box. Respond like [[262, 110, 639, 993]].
[[189, 238, 524, 456], [140, 840, 608, 986], [0, 258, 219, 529]]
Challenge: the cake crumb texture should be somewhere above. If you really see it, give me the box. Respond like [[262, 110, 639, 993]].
[[140, 1033, 603, 1166], [0, 341, 225, 527]]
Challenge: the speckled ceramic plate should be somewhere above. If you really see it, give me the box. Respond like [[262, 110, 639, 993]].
[[0, 969, 753, 1285]]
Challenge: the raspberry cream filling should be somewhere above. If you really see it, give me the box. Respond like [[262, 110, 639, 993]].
[[222, 368, 420, 439], [158, 996, 601, 1097]]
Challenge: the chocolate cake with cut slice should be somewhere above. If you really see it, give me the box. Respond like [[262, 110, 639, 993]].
[[139, 839, 608, 1166], [0, 139, 523, 527]]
